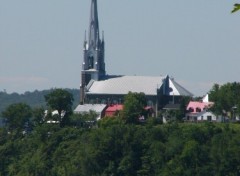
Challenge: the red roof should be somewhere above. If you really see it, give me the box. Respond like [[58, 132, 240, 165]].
[[105, 104, 124, 117], [106, 104, 123, 111]]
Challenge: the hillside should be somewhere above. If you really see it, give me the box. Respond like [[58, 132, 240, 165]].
[[0, 89, 80, 115], [1, 122, 240, 175]]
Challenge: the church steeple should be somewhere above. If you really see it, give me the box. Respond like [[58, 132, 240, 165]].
[[82, 0, 105, 75], [89, 0, 100, 49], [80, 0, 106, 104]]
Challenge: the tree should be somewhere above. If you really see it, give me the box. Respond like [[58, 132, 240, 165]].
[[44, 89, 74, 126], [122, 92, 147, 124], [2, 103, 32, 131], [32, 107, 45, 126], [70, 110, 98, 128], [232, 4, 240, 13], [209, 82, 240, 118]]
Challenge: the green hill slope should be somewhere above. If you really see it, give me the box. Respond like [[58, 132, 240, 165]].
[[0, 89, 80, 115]]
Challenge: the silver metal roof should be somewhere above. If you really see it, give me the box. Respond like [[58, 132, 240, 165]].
[[85, 75, 193, 97], [169, 78, 194, 96], [86, 75, 166, 96], [74, 104, 107, 113]]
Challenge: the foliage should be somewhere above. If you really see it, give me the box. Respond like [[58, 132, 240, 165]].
[[122, 92, 147, 124], [0, 89, 80, 118], [1, 103, 32, 131], [3, 84, 240, 175], [32, 107, 45, 126], [209, 82, 240, 118], [45, 89, 74, 126], [1, 123, 240, 175], [232, 4, 240, 13], [70, 110, 98, 128]]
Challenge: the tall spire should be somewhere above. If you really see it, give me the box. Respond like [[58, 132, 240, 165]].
[[89, 0, 100, 48], [80, 0, 106, 104]]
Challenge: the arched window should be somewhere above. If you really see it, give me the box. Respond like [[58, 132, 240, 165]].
[[196, 107, 201, 112], [88, 56, 94, 69], [188, 107, 194, 112]]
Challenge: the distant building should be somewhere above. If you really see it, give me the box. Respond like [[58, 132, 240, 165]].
[[44, 110, 66, 124], [185, 94, 216, 122], [77, 0, 193, 113], [186, 101, 214, 114], [74, 104, 107, 120]]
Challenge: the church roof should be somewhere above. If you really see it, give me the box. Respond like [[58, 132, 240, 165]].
[[169, 78, 194, 96], [86, 75, 165, 96], [86, 75, 193, 96]]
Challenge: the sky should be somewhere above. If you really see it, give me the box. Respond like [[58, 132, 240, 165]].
[[0, 0, 239, 96]]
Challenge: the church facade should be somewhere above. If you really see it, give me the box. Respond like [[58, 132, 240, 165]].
[[79, 0, 193, 110]]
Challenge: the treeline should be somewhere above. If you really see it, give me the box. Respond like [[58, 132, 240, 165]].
[[1, 87, 240, 175], [209, 82, 240, 116], [1, 121, 240, 176], [0, 89, 80, 116]]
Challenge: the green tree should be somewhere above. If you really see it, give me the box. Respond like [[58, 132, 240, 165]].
[[209, 82, 240, 118], [70, 110, 98, 128], [122, 92, 147, 124], [32, 107, 45, 126], [45, 89, 74, 126], [232, 4, 240, 13], [2, 103, 32, 131]]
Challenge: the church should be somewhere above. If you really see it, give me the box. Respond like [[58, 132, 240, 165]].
[[77, 0, 193, 112]]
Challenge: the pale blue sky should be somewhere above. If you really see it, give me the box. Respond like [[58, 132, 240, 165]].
[[0, 0, 239, 96]]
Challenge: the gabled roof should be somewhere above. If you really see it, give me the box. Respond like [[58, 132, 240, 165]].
[[74, 104, 107, 114], [186, 101, 214, 113], [169, 78, 194, 96], [86, 75, 166, 96], [86, 75, 193, 97]]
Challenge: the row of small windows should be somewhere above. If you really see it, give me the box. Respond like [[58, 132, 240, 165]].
[[188, 107, 207, 113], [86, 98, 154, 106]]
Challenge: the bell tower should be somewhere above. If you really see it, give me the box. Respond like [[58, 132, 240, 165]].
[[80, 0, 105, 104]]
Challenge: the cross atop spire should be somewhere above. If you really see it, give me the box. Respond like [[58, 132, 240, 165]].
[[89, 0, 100, 49]]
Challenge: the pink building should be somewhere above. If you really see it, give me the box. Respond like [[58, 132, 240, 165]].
[[186, 98, 215, 122]]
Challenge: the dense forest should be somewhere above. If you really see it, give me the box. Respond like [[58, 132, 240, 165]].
[[0, 89, 80, 117], [1, 121, 240, 176], [2, 83, 240, 175]]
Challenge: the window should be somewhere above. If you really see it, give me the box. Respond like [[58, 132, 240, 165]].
[[196, 107, 201, 112], [88, 56, 94, 69], [207, 116, 212, 121], [188, 107, 194, 112]]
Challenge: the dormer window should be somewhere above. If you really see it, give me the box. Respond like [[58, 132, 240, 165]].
[[196, 107, 201, 112], [188, 107, 194, 112]]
